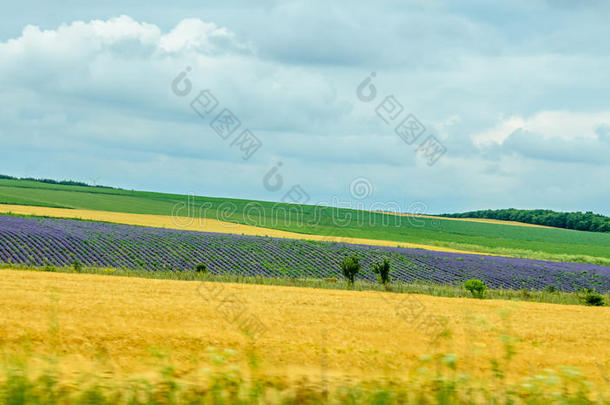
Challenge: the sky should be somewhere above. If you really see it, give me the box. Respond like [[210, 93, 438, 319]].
[[1, 0, 609, 215]]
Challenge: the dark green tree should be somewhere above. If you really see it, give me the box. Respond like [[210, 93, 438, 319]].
[[340, 255, 361, 285], [372, 258, 391, 284], [464, 279, 487, 299]]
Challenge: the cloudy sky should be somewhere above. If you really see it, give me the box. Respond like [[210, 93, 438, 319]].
[[2, 0, 609, 215]]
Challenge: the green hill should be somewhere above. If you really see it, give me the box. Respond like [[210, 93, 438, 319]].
[[0, 177, 609, 265]]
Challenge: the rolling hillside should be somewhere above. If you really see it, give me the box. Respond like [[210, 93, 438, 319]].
[[1, 178, 609, 264]]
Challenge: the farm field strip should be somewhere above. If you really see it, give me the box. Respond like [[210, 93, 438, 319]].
[[0, 180, 556, 230], [0, 181, 565, 230], [3, 180, 610, 263], [2, 214, 609, 292], [0, 204, 481, 255], [2, 269, 610, 385], [376, 211, 558, 229]]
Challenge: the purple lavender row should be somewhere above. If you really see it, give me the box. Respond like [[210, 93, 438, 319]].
[[1, 215, 609, 292]]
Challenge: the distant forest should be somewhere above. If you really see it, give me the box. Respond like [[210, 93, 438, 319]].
[[0, 174, 114, 189], [441, 209, 610, 233]]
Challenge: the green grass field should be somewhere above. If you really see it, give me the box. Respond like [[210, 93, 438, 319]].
[[1, 178, 609, 264]]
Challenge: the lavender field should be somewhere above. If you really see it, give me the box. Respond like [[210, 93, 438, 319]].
[[1, 214, 609, 292]]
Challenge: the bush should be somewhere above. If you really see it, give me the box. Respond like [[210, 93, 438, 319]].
[[464, 279, 487, 299], [72, 259, 82, 273], [195, 264, 207, 274], [340, 255, 361, 284], [372, 258, 391, 284], [520, 288, 532, 300], [584, 292, 605, 306]]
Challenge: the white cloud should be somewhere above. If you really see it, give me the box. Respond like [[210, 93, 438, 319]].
[[472, 111, 610, 147], [0, 15, 249, 60], [159, 18, 249, 54]]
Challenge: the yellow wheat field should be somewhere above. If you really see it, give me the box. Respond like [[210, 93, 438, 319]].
[[0, 204, 482, 255], [2, 269, 610, 385]]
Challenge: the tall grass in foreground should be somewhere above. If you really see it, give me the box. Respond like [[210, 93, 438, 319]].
[[0, 342, 607, 404], [2, 266, 610, 403], [2, 263, 608, 307]]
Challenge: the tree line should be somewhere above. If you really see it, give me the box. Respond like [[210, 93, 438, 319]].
[[441, 208, 610, 233], [0, 174, 114, 189]]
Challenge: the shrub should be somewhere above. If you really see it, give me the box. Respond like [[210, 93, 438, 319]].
[[195, 264, 207, 274], [73, 259, 82, 273], [340, 255, 360, 284], [464, 279, 487, 299], [584, 292, 605, 306], [372, 258, 391, 284], [544, 284, 557, 293]]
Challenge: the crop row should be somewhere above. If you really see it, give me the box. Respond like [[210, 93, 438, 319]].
[[1, 215, 610, 292]]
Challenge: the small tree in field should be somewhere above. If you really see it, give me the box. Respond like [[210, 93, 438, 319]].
[[372, 258, 391, 284], [465, 279, 487, 299], [340, 255, 360, 285], [195, 263, 207, 274]]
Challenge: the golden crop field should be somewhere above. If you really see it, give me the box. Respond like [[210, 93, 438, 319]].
[[0, 204, 482, 255], [2, 269, 610, 387]]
